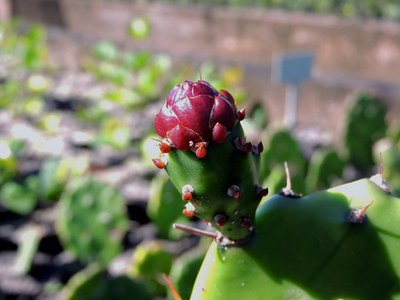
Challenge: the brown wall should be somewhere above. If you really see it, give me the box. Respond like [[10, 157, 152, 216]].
[[9, 0, 400, 140]]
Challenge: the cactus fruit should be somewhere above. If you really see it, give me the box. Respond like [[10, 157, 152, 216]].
[[153, 79, 264, 242], [56, 179, 129, 267], [343, 93, 387, 172], [64, 264, 152, 300], [153, 80, 400, 299]]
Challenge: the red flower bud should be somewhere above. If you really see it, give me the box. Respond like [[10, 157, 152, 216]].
[[154, 80, 239, 155]]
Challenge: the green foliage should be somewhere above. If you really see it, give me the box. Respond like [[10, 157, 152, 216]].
[[56, 179, 129, 267], [169, 245, 207, 300], [374, 138, 400, 196], [305, 147, 344, 193], [147, 173, 189, 240], [64, 264, 152, 300], [259, 127, 307, 194], [128, 241, 174, 296], [343, 94, 387, 172]]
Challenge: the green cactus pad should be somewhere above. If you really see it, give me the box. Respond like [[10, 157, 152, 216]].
[[305, 148, 344, 193], [129, 241, 174, 296], [57, 179, 129, 267], [147, 173, 189, 240], [64, 264, 152, 300], [165, 124, 263, 241], [343, 93, 387, 172], [259, 128, 306, 190], [192, 178, 400, 299]]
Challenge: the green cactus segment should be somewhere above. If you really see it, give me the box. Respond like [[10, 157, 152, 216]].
[[165, 124, 263, 241], [128, 241, 174, 296], [192, 179, 400, 299], [56, 179, 129, 267], [64, 264, 152, 300], [344, 93, 387, 171], [169, 243, 208, 300], [259, 128, 306, 194], [147, 173, 189, 240], [374, 138, 400, 196], [305, 148, 344, 193]]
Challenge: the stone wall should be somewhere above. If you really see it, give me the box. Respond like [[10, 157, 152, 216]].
[[8, 0, 400, 140]]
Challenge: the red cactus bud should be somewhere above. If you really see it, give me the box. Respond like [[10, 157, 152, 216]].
[[154, 80, 240, 156]]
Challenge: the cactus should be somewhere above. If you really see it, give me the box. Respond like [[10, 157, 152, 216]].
[[128, 240, 174, 296], [56, 179, 129, 267], [259, 128, 307, 194], [153, 80, 400, 299], [147, 172, 189, 240], [343, 93, 387, 172], [305, 147, 344, 193], [168, 241, 209, 300], [64, 264, 152, 300], [374, 138, 400, 196]]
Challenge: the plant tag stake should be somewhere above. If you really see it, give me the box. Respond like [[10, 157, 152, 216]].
[[272, 52, 314, 128]]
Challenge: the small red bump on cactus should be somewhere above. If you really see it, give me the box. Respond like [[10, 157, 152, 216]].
[[238, 107, 246, 121], [212, 123, 228, 144], [152, 158, 166, 169], [159, 141, 171, 153], [227, 185, 241, 200], [214, 214, 226, 227], [181, 184, 194, 201], [154, 80, 240, 155], [240, 217, 252, 229], [194, 142, 207, 158], [183, 208, 195, 218]]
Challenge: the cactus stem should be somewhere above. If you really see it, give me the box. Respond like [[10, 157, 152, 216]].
[[214, 214, 227, 226], [347, 200, 374, 224], [227, 185, 241, 200], [181, 184, 194, 201], [238, 107, 246, 121], [172, 223, 218, 239]]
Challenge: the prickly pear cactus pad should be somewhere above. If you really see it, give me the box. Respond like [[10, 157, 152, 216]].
[[193, 178, 400, 299], [153, 80, 266, 242]]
